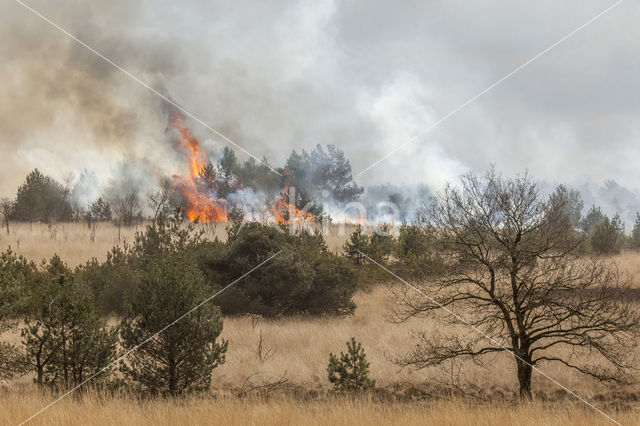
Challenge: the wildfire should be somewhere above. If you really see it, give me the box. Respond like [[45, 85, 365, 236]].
[[171, 114, 319, 225], [170, 113, 228, 222], [274, 181, 317, 224]]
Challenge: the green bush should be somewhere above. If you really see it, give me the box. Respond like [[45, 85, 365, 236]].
[[549, 184, 583, 229], [75, 248, 136, 316], [76, 219, 205, 315], [343, 225, 369, 265], [327, 338, 375, 393], [630, 213, 640, 250], [342, 225, 396, 286], [368, 224, 394, 264], [394, 223, 438, 277], [590, 214, 625, 255], [0, 251, 31, 380], [119, 253, 227, 396], [198, 222, 357, 317], [21, 264, 117, 389], [11, 169, 73, 223], [0, 249, 39, 317], [343, 225, 394, 266]]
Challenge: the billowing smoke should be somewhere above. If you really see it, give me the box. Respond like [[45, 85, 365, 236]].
[[358, 184, 432, 224], [2, 1, 640, 220]]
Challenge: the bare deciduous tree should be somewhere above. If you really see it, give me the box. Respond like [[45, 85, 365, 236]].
[[113, 191, 143, 228], [393, 169, 640, 398], [147, 179, 179, 225], [0, 198, 12, 234]]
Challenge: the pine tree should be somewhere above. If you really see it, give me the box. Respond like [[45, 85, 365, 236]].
[[631, 213, 640, 250], [327, 338, 375, 392], [21, 269, 117, 389], [89, 197, 112, 221], [119, 254, 227, 396], [549, 184, 583, 228], [343, 225, 369, 265], [368, 224, 394, 264], [581, 205, 606, 233], [12, 169, 73, 223], [591, 214, 624, 254], [0, 250, 31, 381]]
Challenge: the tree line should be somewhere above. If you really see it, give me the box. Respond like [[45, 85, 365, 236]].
[[0, 144, 364, 231]]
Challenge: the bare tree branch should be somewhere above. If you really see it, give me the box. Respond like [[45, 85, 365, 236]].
[[393, 169, 640, 399]]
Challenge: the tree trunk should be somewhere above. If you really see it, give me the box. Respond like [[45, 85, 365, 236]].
[[35, 344, 44, 385], [168, 349, 177, 396], [516, 360, 533, 399]]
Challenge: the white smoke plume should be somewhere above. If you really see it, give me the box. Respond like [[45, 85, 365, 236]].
[[2, 0, 639, 223]]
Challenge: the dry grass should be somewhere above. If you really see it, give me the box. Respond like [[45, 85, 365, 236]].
[[3, 222, 640, 287], [210, 286, 640, 401], [0, 222, 359, 266], [0, 222, 148, 267], [3, 287, 635, 404], [1, 390, 636, 426], [2, 222, 640, 424]]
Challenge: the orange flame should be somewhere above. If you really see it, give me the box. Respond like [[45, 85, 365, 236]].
[[273, 172, 317, 224], [171, 115, 322, 225], [274, 193, 317, 224], [171, 113, 228, 223]]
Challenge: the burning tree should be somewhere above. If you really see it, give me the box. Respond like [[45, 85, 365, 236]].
[[285, 144, 364, 204], [394, 169, 640, 398], [170, 113, 319, 225], [273, 177, 318, 225], [170, 113, 228, 223]]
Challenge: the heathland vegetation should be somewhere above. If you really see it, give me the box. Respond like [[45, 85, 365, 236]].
[[3, 167, 640, 424]]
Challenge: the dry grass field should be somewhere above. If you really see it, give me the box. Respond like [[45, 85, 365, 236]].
[[2, 222, 640, 425], [2, 392, 636, 426], [3, 222, 640, 285], [0, 222, 360, 266]]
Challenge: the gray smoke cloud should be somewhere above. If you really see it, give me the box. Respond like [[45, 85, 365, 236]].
[[1, 0, 639, 219]]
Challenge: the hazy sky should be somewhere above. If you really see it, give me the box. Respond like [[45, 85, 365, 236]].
[[1, 0, 639, 198]]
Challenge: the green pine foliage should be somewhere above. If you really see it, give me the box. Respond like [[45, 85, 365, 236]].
[[327, 338, 375, 393], [368, 224, 394, 264], [587, 213, 625, 255], [119, 254, 227, 396], [199, 222, 357, 317], [631, 213, 640, 250], [11, 169, 73, 223], [395, 223, 437, 277], [343, 225, 398, 285], [0, 250, 31, 380], [21, 265, 117, 389], [344, 225, 394, 266], [343, 225, 369, 265]]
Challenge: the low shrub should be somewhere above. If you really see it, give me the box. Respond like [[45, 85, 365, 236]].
[[197, 222, 357, 317], [327, 337, 375, 393]]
